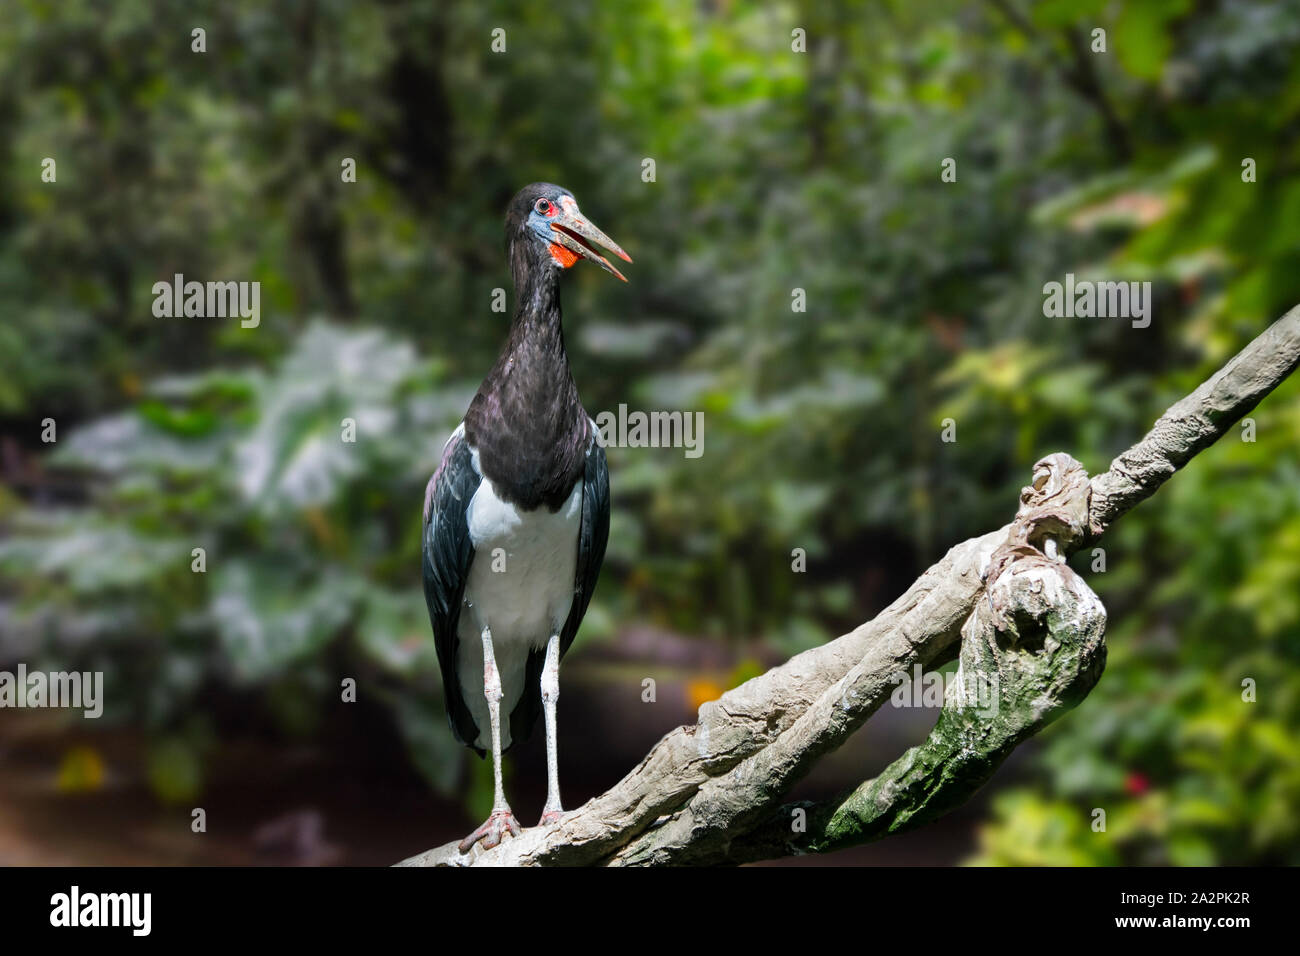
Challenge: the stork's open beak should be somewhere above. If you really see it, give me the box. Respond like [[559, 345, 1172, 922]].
[[549, 198, 632, 282]]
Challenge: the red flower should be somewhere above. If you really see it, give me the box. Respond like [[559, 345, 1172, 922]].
[[1124, 772, 1150, 796]]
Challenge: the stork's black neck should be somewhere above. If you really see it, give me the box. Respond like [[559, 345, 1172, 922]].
[[463, 248, 591, 512]]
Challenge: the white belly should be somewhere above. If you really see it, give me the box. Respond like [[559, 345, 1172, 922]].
[[456, 476, 583, 750]]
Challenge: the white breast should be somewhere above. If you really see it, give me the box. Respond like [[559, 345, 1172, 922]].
[[455, 476, 583, 750]]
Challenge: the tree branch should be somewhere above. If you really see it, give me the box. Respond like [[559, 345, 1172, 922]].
[[397, 304, 1300, 867], [718, 455, 1105, 863], [1089, 305, 1300, 535]]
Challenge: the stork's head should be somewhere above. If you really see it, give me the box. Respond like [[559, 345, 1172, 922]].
[[506, 183, 632, 282]]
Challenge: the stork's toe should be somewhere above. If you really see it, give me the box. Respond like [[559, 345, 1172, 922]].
[[537, 808, 566, 827], [458, 808, 521, 853]]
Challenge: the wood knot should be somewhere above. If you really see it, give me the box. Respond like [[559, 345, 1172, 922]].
[[1012, 453, 1091, 556], [984, 453, 1092, 593]]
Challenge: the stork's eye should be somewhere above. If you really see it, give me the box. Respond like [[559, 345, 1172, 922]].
[[534, 198, 553, 216]]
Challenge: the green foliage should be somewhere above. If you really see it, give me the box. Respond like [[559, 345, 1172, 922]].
[[0, 322, 466, 794], [1, 0, 1298, 858]]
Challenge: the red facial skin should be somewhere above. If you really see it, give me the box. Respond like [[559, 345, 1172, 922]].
[[537, 198, 579, 268], [549, 242, 581, 268]]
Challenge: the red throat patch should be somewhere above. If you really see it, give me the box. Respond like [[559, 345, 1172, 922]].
[[549, 242, 581, 268]]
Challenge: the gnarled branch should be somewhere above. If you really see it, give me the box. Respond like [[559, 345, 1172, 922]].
[[398, 303, 1300, 867]]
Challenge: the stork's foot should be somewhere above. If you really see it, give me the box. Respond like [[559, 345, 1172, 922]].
[[537, 807, 566, 827], [458, 809, 521, 853]]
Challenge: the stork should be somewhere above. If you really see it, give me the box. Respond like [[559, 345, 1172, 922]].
[[422, 183, 627, 852]]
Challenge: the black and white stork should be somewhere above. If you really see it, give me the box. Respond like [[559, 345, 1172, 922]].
[[422, 183, 628, 852]]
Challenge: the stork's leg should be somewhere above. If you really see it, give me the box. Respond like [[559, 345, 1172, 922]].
[[538, 633, 565, 826], [457, 626, 520, 853]]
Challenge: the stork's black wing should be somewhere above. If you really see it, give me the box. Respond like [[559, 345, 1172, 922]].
[[507, 434, 611, 746], [560, 437, 611, 658], [422, 426, 484, 752]]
